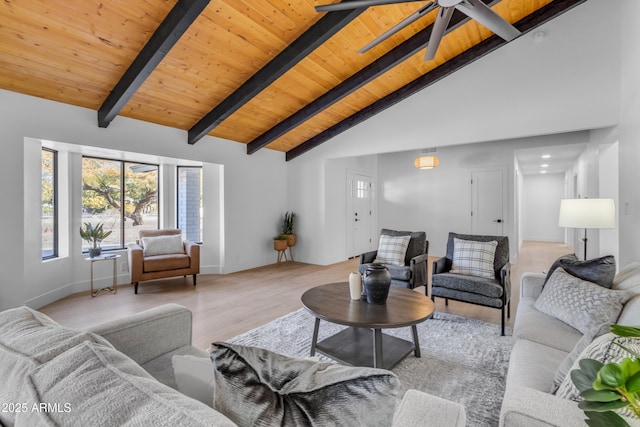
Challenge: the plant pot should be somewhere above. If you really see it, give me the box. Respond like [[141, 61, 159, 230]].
[[363, 263, 391, 304], [89, 248, 102, 258], [274, 239, 288, 251], [285, 234, 296, 247]]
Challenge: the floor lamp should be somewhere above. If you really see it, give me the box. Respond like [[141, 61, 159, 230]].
[[558, 198, 616, 260]]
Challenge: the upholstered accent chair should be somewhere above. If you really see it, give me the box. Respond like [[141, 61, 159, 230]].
[[127, 229, 200, 294], [431, 233, 511, 335], [359, 229, 429, 294]]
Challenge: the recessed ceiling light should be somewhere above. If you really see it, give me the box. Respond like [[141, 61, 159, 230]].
[[542, 154, 551, 159], [541, 164, 549, 168], [540, 170, 547, 174]]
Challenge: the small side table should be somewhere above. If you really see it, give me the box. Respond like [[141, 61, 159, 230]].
[[85, 254, 120, 297]]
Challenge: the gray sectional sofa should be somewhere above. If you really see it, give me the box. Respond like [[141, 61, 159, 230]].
[[500, 262, 640, 426], [0, 303, 466, 427]]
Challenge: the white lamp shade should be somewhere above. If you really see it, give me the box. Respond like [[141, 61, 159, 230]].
[[558, 198, 616, 229]]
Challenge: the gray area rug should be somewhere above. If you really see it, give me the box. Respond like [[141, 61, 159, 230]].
[[228, 308, 514, 427]]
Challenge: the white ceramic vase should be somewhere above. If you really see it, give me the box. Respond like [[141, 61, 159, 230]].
[[348, 272, 362, 300]]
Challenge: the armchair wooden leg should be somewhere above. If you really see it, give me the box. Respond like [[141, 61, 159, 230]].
[[445, 299, 449, 306], [431, 295, 435, 303], [501, 306, 505, 336], [507, 300, 511, 318], [134, 282, 138, 294], [193, 274, 197, 286]]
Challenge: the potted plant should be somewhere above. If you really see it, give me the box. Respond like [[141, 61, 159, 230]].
[[282, 211, 296, 247], [571, 324, 640, 426], [273, 234, 288, 251], [80, 222, 113, 258]]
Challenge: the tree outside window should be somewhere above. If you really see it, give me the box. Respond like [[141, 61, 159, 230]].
[[82, 157, 158, 250]]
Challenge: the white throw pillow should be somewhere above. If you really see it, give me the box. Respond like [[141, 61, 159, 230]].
[[141, 234, 185, 256], [450, 238, 498, 279], [534, 268, 632, 335], [374, 234, 411, 266], [172, 355, 216, 407]]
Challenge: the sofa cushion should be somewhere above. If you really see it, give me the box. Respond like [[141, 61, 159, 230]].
[[450, 238, 498, 279], [142, 234, 185, 257], [534, 268, 632, 335], [544, 254, 616, 289], [210, 342, 399, 427], [612, 261, 640, 291], [550, 322, 612, 393], [0, 306, 112, 426], [144, 253, 191, 272], [15, 341, 235, 427], [432, 273, 503, 299], [172, 355, 216, 407], [513, 297, 582, 352], [375, 234, 411, 266], [506, 339, 568, 392]]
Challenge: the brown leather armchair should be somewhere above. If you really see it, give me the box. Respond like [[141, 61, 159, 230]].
[[127, 229, 200, 294]]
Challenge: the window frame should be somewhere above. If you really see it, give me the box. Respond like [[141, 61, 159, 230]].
[[42, 148, 58, 260], [81, 156, 160, 252]]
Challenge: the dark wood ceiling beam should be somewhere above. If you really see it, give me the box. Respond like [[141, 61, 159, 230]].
[[98, 0, 210, 128], [246, 2, 493, 155], [187, 6, 366, 145], [286, 0, 586, 161]]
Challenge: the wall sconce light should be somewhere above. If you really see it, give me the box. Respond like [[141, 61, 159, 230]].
[[414, 149, 439, 169]]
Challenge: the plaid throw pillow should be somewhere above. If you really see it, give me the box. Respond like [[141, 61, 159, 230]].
[[374, 234, 411, 266], [450, 238, 498, 279]]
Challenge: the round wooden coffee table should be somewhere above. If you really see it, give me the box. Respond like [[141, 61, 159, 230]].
[[301, 282, 434, 369]]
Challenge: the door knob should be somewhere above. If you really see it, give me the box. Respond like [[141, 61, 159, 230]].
[[493, 219, 502, 223]]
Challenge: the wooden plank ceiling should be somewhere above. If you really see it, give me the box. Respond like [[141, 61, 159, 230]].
[[0, 0, 584, 160]]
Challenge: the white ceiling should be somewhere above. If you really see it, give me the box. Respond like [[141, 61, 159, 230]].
[[515, 143, 586, 176]]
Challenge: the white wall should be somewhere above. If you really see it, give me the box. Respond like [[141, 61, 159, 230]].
[[522, 174, 565, 242], [619, 0, 640, 267], [0, 89, 287, 310]]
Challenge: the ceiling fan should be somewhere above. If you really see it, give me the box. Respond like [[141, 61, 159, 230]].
[[315, 0, 521, 61]]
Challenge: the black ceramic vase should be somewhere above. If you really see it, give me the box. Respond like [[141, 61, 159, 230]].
[[363, 263, 391, 304]]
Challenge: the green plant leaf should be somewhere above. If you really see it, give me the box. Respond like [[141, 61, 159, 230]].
[[579, 399, 630, 412], [627, 370, 640, 393], [584, 410, 631, 427], [611, 325, 640, 338], [572, 359, 604, 392], [581, 388, 623, 403], [595, 363, 626, 389]]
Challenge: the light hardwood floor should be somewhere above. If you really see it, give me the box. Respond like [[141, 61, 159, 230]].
[[40, 241, 572, 350]]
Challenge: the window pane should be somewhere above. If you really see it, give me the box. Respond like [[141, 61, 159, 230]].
[[81, 158, 121, 251], [125, 163, 159, 245], [177, 167, 203, 243], [41, 149, 57, 259]]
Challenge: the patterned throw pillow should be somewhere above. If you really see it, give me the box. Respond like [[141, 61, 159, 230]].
[[555, 332, 640, 420], [209, 342, 400, 427], [534, 268, 632, 335], [450, 238, 498, 279], [374, 234, 411, 266]]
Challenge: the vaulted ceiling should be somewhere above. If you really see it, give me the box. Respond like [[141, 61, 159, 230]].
[[0, 0, 584, 160]]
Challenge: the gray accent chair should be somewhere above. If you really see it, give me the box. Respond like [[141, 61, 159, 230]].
[[359, 229, 429, 294], [431, 232, 511, 335]]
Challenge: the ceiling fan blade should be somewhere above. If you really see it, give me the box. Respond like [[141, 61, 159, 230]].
[[455, 0, 520, 41], [315, 0, 423, 13], [424, 6, 454, 61], [359, 2, 437, 53]]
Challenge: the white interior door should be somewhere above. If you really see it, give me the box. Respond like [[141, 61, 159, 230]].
[[471, 169, 505, 236], [347, 172, 374, 257]]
